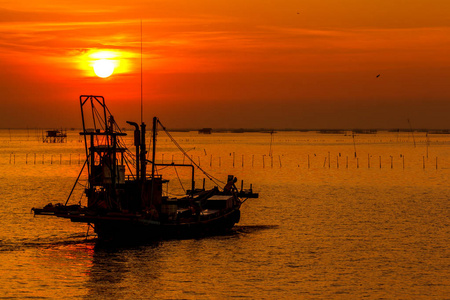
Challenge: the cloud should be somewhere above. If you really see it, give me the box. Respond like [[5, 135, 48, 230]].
[[1, 0, 450, 129]]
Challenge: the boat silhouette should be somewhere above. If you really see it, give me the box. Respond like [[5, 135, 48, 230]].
[[32, 95, 258, 241]]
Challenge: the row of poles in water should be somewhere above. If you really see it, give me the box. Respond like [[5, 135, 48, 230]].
[[7, 152, 440, 169], [312, 152, 439, 170], [8, 153, 83, 165]]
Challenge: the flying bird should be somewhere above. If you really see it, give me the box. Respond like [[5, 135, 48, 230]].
[[376, 74, 381, 78]]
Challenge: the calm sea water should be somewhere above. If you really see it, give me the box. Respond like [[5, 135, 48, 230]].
[[0, 129, 449, 299]]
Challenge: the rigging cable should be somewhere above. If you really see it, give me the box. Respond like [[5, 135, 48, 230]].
[[157, 119, 226, 187], [173, 165, 186, 192]]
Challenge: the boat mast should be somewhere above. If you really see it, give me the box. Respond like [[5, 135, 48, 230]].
[[141, 122, 146, 181], [151, 117, 157, 179], [139, 20, 146, 183], [126, 121, 140, 181], [150, 117, 157, 203], [140, 19, 143, 125]]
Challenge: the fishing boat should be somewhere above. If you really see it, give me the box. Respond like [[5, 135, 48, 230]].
[[32, 95, 258, 241]]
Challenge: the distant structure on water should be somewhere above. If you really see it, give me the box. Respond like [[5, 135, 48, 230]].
[[198, 128, 212, 134], [43, 129, 67, 143], [231, 128, 245, 133], [352, 129, 377, 134], [319, 130, 346, 134]]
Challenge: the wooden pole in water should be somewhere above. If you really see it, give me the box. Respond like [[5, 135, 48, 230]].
[[69, 154, 71, 165], [210, 155, 212, 167], [242, 154, 244, 167], [346, 156, 348, 169], [391, 156, 393, 169], [26, 153, 28, 164], [308, 154, 310, 169], [408, 118, 416, 148], [278, 155, 282, 168], [423, 156, 425, 169], [328, 152, 330, 168], [357, 157, 359, 168], [402, 155, 405, 169], [233, 152, 235, 167], [269, 131, 274, 157], [368, 154, 370, 169], [262, 155, 265, 168], [34, 153, 36, 164], [337, 156, 339, 168], [379, 156, 381, 168], [436, 157, 438, 169]]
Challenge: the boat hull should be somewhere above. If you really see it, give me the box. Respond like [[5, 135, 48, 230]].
[[90, 209, 241, 241]]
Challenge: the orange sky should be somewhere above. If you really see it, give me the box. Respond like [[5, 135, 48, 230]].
[[1, 0, 450, 129]]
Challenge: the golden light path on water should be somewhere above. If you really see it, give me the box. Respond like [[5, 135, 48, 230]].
[[0, 129, 449, 298]]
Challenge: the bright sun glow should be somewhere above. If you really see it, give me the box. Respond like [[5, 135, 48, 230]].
[[93, 59, 115, 78], [77, 49, 134, 78]]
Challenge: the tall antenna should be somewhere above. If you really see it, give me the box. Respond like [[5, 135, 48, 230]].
[[140, 19, 143, 124]]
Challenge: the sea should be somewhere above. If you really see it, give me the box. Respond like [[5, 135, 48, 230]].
[[0, 129, 448, 299]]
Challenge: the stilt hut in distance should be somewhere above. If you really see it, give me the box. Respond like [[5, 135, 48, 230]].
[[198, 128, 212, 134], [43, 129, 67, 143]]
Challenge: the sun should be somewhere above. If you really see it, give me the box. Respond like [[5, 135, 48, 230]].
[[93, 59, 115, 78], [78, 50, 132, 78]]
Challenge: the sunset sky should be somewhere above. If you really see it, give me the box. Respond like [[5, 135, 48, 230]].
[[1, 0, 450, 129]]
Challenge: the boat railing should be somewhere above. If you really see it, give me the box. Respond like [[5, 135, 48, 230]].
[[124, 174, 163, 181]]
